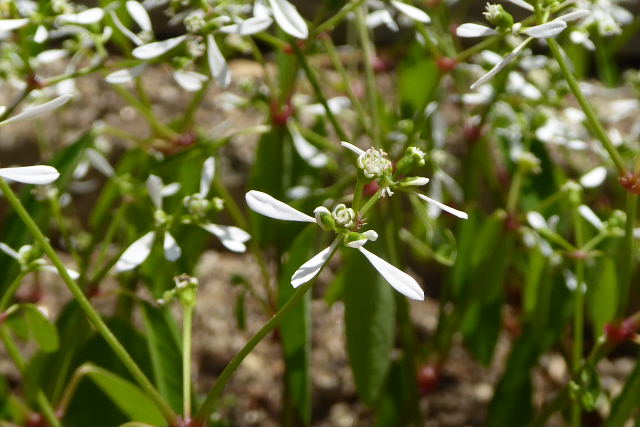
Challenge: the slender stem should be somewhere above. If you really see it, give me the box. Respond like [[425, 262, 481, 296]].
[[571, 202, 585, 427], [180, 81, 211, 132], [291, 43, 350, 142], [0, 88, 33, 122], [182, 305, 194, 419], [320, 37, 369, 132], [111, 85, 179, 141], [359, 189, 382, 217], [355, 6, 381, 147], [547, 39, 627, 175], [352, 177, 364, 212], [313, 0, 367, 36], [193, 279, 316, 425], [0, 271, 28, 311], [618, 193, 638, 316], [0, 179, 179, 426], [49, 195, 81, 267], [506, 167, 523, 214], [0, 327, 60, 426], [56, 364, 89, 418]]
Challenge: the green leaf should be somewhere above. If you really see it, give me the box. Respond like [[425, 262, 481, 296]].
[[487, 335, 539, 426], [84, 364, 165, 425], [588, 257, 617, 337], [607, 359, 640, 427], [343, 248, 396, 405], [278, 226, 315, 425], [140, 302, 183, 413], [398, 58, 438, 112], [23, 304, 59, 352]]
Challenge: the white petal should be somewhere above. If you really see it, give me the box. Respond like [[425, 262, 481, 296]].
[[163, 232, 181, 261], [288, 121, 328, 168], [126, 0, 152, 32], [219, 17, 273, 35], [579, 166, 606, 188], [504, 0, 534, 11], [34, 49, 68, 64], [34, 25, 49, 43], [40, 264, 80, 280], [245, 190, 315, 223], [470, 44, 523, 90], [86, 149, 115, 177], [578, 205, 604, 230], [115, 231, 155, 272], [0, 243, 19, 260], [199, 157, 215, 197], [415, 193, 468, 219], [173, 70, 208, 92], [340, 141, 365, 156], [105, 64, 147, 84], [0, 166, 60, 185], [201, 223, 251, 253], [146, 175, 163, 209], [254, 0, 272, 19], [366, 10, 399, 32], [291, 240, 338, 287], [0, 94, 72, 127], [110, 11, 144, 46], [206, 35, 231, 88], [268, 0, 308, 39], [132, 35, 186, 60], [527, 211, 548, 230], [346, 238, 368, 248], [558, 10, 590, 22], [363, 230, 378, 241], [58, 8, 105, 25], [0, 18, 29, 32], [522, 20, 566, 38], [391, 1, 430, 23], [456, 23, 497, 38], [357, 246, 424, 300], [160, 182, 180, 198]]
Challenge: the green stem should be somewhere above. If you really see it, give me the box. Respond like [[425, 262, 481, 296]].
[[571, 202, 585, 427], [0, 179, 179, 426], [355, 5, 381, 147], [180, 81, 211, 132], [182, 305, 194, 419], [313, 0, 367, 36], [506, 167, 524, 214], [352, 177, 364, 212], [0, 327, 60, 426], [547, 38, 627, 175], [112, 85, 179, 141], [359, 189, 382, 217], [320, 36, 370, 132], [291, 43, 350, 142], [618, 193, 638, 316], [0, 271, 28, 311], [193, 280, 316, 425]]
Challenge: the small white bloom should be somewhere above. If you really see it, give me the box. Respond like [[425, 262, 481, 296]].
[[246, 190, 424, 300], [579, 166, 607, 188], [207, 35, 231, 88], [267, 0, 308, 39]]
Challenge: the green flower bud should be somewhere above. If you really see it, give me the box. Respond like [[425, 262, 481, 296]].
[[516, 152, 541, 174], [332, 204, 355, 229], [314, 206, 335, 231], [395, 146, 426, 176], [483, 4, 513, 30]]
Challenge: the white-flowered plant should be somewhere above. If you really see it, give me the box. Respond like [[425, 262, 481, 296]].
[[181, 157, 251, 253], [0, 243, 79, 279], [245, 190, 425, 300], [457, 2, 591, 88]]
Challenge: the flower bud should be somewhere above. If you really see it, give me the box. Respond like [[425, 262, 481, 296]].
[[314, 206, 335, 231], [515, 152, 541, 174], [483, 4, 513, 30], [395, 146, 426, 176], [332, 204, 355, 229]]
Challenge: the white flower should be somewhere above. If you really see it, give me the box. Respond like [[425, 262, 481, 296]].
[[245, 190, 424, 300], [187, 157, 251, 252], [0, 94, 72, 128], [267, 0, 308, 39], [114, 175, 182, 272], [0, 243, 79, 279]]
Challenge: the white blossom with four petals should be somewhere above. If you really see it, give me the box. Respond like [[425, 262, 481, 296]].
[[245, 190, 425, 300]]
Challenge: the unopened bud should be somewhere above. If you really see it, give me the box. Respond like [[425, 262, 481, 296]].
[[314, 206, 335, 231]]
